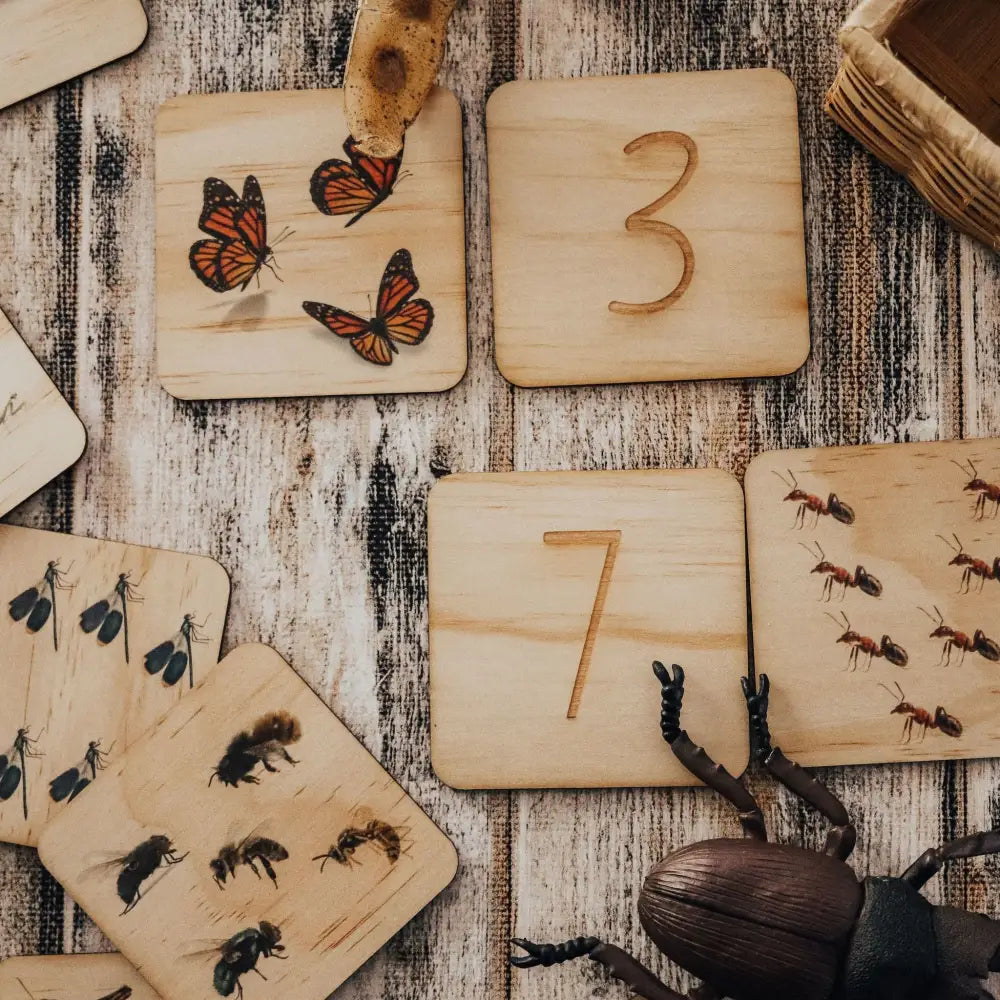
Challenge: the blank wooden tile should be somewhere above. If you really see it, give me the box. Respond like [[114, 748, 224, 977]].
[[156, 87, 467, 399], [0, 0, 147, 110], [0, 954, 159, 1000], [429, 470, 750, 788], [38, 644, 458, 1000], [0, 524, 230, 846], [0, 309, 85, 517], [487, 70, 810, 387], [747, 439, 1000, 768]]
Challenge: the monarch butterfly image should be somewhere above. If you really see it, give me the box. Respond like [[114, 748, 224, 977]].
[[189, 175, 290, 293], [309, 136, 403, 227], [303, 249, 433, 367]]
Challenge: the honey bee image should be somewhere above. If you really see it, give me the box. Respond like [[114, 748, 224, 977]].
[[210, 711, 301, 788], [313, 819, 407, 872], [210, 830, 289, 889], [87, 834, 188, 914], [213, 920, 286, 997]]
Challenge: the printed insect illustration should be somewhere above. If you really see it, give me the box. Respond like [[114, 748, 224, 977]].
[[210, 711, 301, 788], [313, 819, 407, 871], [96, 990, 133, 1000], [938, 533, 1000, 593], [825, 611, 907, 670], [919, 605, 1000, 666], [189, 175, 291, 293], [881, 681, 963, 743], [302, 248, 433, 366], [512, 663, 1000, 1000], [310, 135, 404, 226], [88, 834, 188, 915], [49, 739, 110, 802], [212, 921, 286, 998], [144, 613, 209, 688], [800, 541, 883, 601], [80, 572, 142, 662], [0, 727, 42, 820], [774, 469, 856, 528], [952, 458, 1000, 519], [210, 831, 289, 889], [9, 560, 73, 650]]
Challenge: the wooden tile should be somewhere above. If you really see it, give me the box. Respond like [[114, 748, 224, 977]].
[[0, 525, 230, 846], [0, 954, 159, 1000], [747, 439, 1000, 768], [428, 470, 750, 788], [156, 87, 467, 399], [487, 70, 810, 387], [38, 645, 459, 1000], [0, 0, 147, 111], [0, 309, 85, 517]]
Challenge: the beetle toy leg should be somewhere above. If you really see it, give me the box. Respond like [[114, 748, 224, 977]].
[[743, 674, 857, 861], [654, 662, 767, 841], [510, 938, 697, 1000], [902, 829, 1000, 889]]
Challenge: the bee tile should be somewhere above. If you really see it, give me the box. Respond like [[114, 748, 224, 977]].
[[0, 953, 159, 1000], [38, 644, 459, 1000]]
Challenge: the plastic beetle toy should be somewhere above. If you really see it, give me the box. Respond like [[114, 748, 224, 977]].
[[511, 662, 1000, 1000]]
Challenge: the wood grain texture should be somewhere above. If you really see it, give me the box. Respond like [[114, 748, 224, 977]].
[[747, 439, 1000, 768], [429, 469, 749, 788], [0, 310, 85, 518], [488, 70, 811, 387], [1, 3, 999, 1000], [156, 87, 467, 399], [0, 0, 147, 112], [38, 645, 458, 1000], [0, 953, 159, 999]]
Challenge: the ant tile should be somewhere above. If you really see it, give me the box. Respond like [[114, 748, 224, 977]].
[[0, 0, 146, 111], [0, 309, 86, 518], [37, 644, 459, 1000], [487, 70, 810, 388], [0, 953, 160, 1000], [429, 469, 750, 788], [746, 439, 1000, 768], [156, 87, 467, 399], [0, 524, 230, 847]]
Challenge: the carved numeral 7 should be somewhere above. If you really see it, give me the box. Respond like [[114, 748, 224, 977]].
[[609, 130, 699, 316], [544, 530, 622, 719]]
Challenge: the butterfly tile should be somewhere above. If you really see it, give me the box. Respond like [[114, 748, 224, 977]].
[[487, 70, 810, 387], [38, 644, 458, 1000], [0, 309, 85, 517], [0, 0, 147, 111], [155, 87, 467, 399], [0, 524, 230, 846], [0, 954, 160, 1000]]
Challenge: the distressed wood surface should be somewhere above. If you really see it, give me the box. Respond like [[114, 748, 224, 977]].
[[0, 2, 999, 1000]]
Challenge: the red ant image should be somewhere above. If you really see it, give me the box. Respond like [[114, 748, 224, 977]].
[[937, 533, 1000, 593], [952, 458, 1000, 520], [880, 681, 963, 743], [918, 605, 1000, 666], [799, 541, 883, 601], [825, 611, 907, 670], [773, 469, 855, 529]]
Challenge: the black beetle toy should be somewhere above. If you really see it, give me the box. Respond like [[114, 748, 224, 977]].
[[512, 662, 1000, 1000]]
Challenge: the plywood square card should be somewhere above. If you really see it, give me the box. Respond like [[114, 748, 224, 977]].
[[0, 309, 85, 517], [39, 644, 458, 1000], [0, 524, 230, 846], [0, 954, 159, 1000], [0, 0, 147, 111], [429, 470, 750, 788], [488, 69, 810, 387], [156, 87, 467, 399], [747, 439, 1000, 768]]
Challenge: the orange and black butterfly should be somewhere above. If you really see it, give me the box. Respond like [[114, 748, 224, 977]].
[[189, 175, 289, 293], [303, 249, 433, 366], [309, 136, 403, 227]]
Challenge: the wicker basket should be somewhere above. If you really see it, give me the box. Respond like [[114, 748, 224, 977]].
[[826, 0, 1000, 250]]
